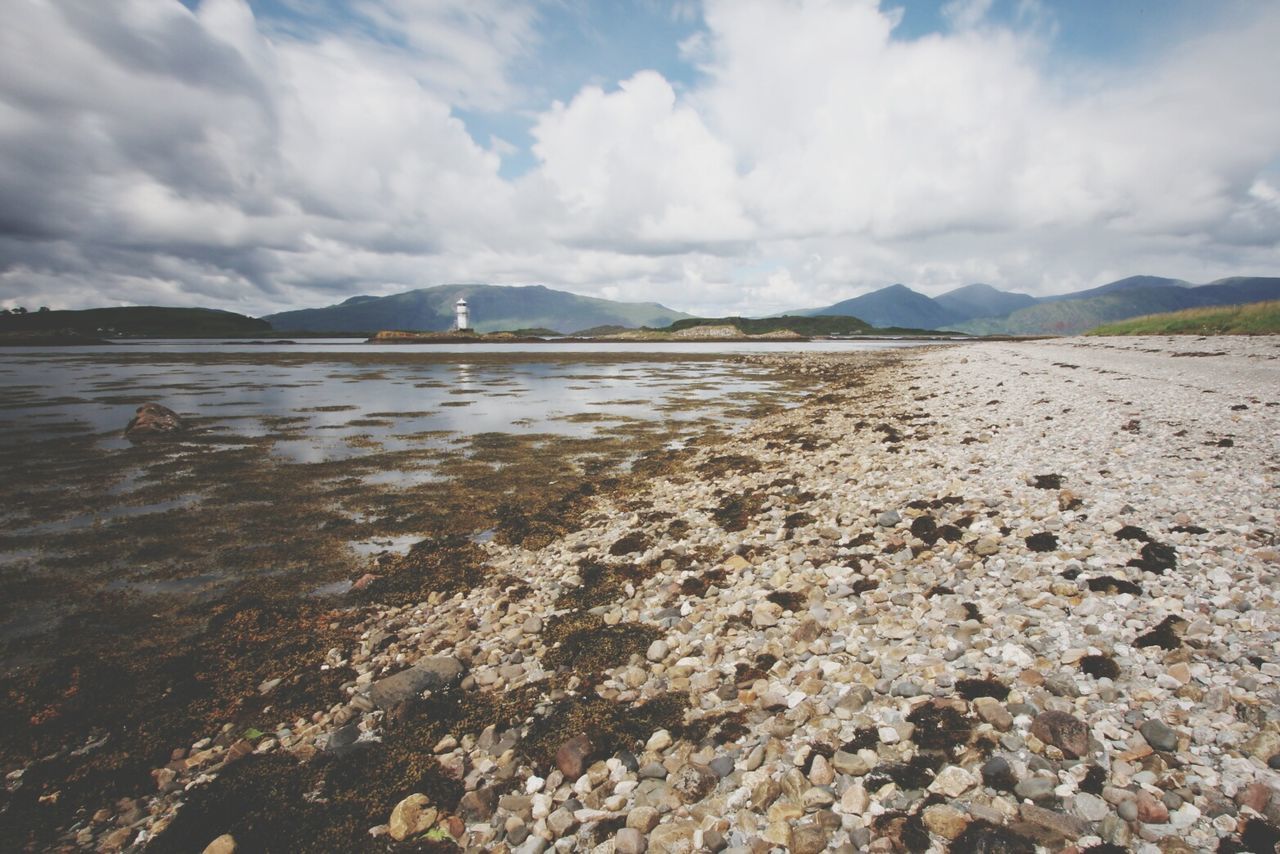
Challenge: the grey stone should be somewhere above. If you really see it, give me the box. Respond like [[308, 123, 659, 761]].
[[1139, 719, 1179, 752], [981, 756, 1017, 791], [367, 657, 465, 709], [1072, 792, 1110, 822], [639, 761, 667, 779], [709, 755, 735, 778], [1014, 777, 1057, 802]]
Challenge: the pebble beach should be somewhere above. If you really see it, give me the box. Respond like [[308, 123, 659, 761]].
[[87, 336, 1280, 853]]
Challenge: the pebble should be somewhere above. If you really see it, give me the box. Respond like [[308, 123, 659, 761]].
[[614, 827, 647, 854], [1139, 719, 1179, 752], [928, 766, 977, 798], [1072, 792, 1110, 822], [116, 341, 1280, 854]]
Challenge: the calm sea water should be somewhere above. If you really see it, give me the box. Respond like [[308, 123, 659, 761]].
[[0, 339, 925, 457]]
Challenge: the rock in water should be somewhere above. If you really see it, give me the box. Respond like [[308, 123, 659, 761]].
[[124, 402, 185, 441], [366, 656, 465, 709]]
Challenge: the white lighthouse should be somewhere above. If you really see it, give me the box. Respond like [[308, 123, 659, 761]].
[[454, 298, 470, 331]]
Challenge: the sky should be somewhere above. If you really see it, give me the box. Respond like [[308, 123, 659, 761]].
[[2, 0, 1279, 317]]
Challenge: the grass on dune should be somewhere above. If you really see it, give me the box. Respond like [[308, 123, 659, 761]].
[[1087, 301, 1280, 336]]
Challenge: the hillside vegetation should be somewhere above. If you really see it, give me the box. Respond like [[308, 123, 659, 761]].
[[948, 277, 1280, 335], [0, 306, 269, 338], [1087, 301, 1280, 336], [666, 315, 874, 336]]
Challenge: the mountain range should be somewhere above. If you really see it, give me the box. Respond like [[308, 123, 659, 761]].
[[796, 276, 1280, 335], [12, 277, 1272, 340], [263, 284, 691, 334]]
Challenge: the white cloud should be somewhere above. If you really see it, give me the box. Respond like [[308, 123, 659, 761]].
[[1, 0, 1279, 315], [942, 0, 993, 31]]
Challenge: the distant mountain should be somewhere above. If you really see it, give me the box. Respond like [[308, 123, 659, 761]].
[[263, 284, 692, 334], [949, 277, 1280, 335], [799, 283, 961, 329], [789, 276, 1278, 336], [1038, 275, 1190, 303], [0, 306, 269, 338], [934, 283, 1037, 323]]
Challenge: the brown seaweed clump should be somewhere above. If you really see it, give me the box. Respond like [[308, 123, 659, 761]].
[[541, 613, 660, 675], [907, 701, 976, 754]]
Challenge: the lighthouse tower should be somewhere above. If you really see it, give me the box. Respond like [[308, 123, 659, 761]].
[[454, 298, 470, 331]]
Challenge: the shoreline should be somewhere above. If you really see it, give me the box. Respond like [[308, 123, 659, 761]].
[[44, 337, 1280, 851]]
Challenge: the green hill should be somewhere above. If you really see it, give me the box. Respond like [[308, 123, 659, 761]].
[[1087, 301, 1280, 335], [0, 306, 269, 338], [263, 284, 691, 334], [948, 277, 1280, 335]]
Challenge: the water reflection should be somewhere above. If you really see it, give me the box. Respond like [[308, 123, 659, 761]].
[[0, 354, 806, 469]]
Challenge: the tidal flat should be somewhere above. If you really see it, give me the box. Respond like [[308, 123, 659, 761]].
[[0, 349, 823, 850]]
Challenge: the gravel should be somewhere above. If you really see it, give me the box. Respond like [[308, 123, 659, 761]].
[[118, 336, 1280, 853]]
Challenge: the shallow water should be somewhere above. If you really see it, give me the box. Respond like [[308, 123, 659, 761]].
[[0, 351, 840, 583], [0, 337, 943, 355], [0, 355, 796, 457]]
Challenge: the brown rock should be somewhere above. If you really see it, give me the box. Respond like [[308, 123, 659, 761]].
[[670, 763, 717, 804], [225, 739, 254, 763], [1030, 710, 1090, 759], [202, 835, 237, 854], [556, 734, 594, 779], [124, 402, 185, 441], [923, 804, 970, 840], [627, 805, 661, 833], [1236, 782, 1272, 814], [794, 618, 822, 643], [457, 787, 498, 822], [389, 794, 438, 842], [791, 823, 830, 854], [1019, 803, 1090, 841], [351, 572, 379, 591], [1135, 790, 1169, 824], [100, 827, 134, 851]]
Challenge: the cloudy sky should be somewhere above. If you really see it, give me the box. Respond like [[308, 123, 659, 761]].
[[2, 0, 1278, 317]]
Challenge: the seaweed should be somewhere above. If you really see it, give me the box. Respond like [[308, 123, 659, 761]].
[[950, 820, 1036, 854], [541, 613, 660, 674], [907, 702, 975, 754], [1079, 655, 1120, 680], [956, 678, 1009, 701], [1134, 615, 1188, 651], [1086, 576, 1143, 596]]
